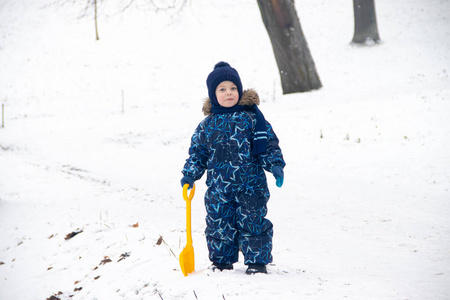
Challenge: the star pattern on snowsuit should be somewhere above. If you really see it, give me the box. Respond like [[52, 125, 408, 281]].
[[182, 109, 285, 265]]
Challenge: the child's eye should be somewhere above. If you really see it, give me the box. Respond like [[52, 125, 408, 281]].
[[231, 87, 237, 90]]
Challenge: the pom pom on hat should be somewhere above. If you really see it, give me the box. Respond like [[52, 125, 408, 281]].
[[214, 61, 231, 69], [206, 61, 243, 107]]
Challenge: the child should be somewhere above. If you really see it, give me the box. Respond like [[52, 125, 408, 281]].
[[180, 61, 285, 275]]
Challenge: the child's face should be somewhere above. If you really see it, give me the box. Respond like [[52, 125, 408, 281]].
[[215, 81, 239, 107]]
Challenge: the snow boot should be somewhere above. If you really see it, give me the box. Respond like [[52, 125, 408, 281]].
[[245, 264, 267, 275], [211, 262, 233, 272]]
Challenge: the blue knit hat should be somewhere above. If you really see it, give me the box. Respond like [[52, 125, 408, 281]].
[[206, 61, 243, 107]]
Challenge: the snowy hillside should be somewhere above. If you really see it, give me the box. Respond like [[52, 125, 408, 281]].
[[1, 0, 449, 299]]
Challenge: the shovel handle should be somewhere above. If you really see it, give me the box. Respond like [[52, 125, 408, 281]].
[[183, 183, 195, 246], [183, 183, 195, 201]]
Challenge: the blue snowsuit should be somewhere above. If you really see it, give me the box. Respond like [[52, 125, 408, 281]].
[[182, 89, 285, 265]]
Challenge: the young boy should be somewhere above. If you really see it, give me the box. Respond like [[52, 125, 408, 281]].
[[181, 62, 285, 275]]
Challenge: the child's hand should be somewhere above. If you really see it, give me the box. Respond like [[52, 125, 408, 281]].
[[180, 176, 195, 189], [272, 166, 284, 188]]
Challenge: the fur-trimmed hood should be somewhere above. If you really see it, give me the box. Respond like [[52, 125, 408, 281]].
[[202, 89, 260, 116]]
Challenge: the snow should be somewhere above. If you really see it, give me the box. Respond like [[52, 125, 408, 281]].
[[1, 0, 449, 299]]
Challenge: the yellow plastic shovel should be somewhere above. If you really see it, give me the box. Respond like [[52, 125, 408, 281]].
[[179, 183, 195, 276]]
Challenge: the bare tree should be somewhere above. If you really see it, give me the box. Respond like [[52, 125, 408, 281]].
[[351, 0, 380, 45], [78, 0, 102, 40], [77, 0, 188, 41], [257, 0, 321, 94], [94, 0, 99, 40]]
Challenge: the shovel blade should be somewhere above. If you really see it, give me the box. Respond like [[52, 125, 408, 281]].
[[179, 244, 195, 276]]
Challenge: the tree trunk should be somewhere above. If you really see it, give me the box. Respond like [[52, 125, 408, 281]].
[[257, 0, 321, 94], [351, 0, 380, 45], [94, 0, 100, 40]]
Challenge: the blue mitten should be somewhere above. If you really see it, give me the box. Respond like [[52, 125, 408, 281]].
[[272, 166, 284, 188], [180, 176, 195, 189]]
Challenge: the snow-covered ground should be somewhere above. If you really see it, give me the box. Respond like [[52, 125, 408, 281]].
[[1, 0, 449, 299]]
